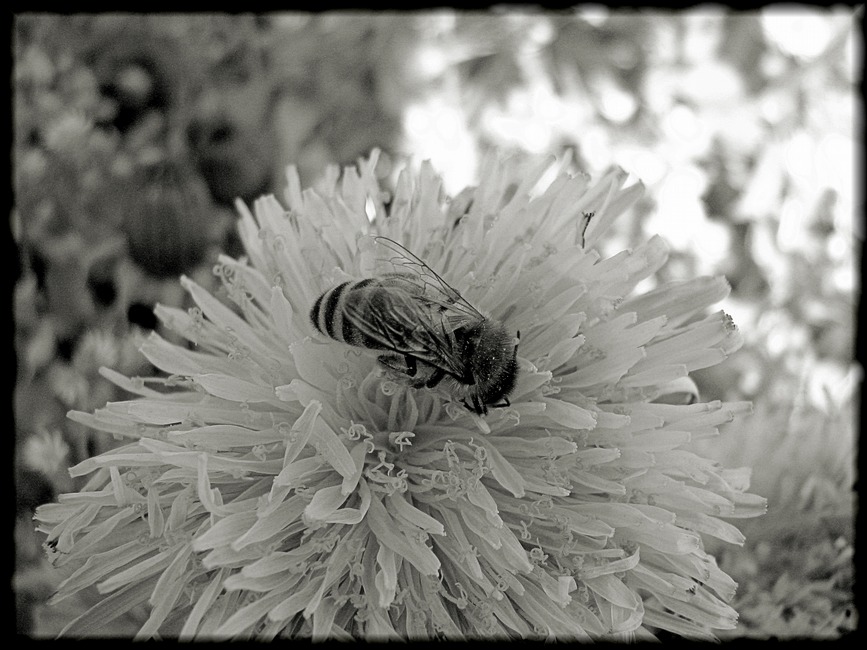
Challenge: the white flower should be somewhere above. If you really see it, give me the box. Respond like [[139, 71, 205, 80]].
[[36, 150, 765, 640]]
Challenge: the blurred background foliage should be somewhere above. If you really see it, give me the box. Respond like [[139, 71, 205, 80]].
[[12, 9, 859, 638]]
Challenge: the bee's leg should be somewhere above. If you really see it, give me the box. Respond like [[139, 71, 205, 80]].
[[463, 393, 486, 416], [378, 353, 409, 375], [403, 356, 438, 389], [460, 393, 486, 415], [380, 355, 427, 389], [424, 367, 445, 388], [490, 396, 511, 409]]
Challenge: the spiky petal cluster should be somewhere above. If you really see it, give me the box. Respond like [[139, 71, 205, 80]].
[[36, 150, 765, 640]]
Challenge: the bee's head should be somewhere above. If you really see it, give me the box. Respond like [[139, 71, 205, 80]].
[[463, 319, 519, 409]]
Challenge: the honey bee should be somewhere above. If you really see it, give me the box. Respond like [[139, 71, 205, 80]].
[[309, 237, 519, 415]]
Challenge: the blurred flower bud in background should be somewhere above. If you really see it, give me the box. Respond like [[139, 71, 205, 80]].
[[122, 160, 214, 279]]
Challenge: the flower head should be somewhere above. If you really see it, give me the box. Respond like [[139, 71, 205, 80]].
[[36, 150, 765, 640]]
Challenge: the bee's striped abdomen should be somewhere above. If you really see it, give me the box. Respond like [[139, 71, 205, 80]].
[[311, 280, 351, 340], [310, 279, 378, 344]]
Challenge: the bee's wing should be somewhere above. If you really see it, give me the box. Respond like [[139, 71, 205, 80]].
[[372, 236, 484, 323], [343, 282, 467, 380]]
